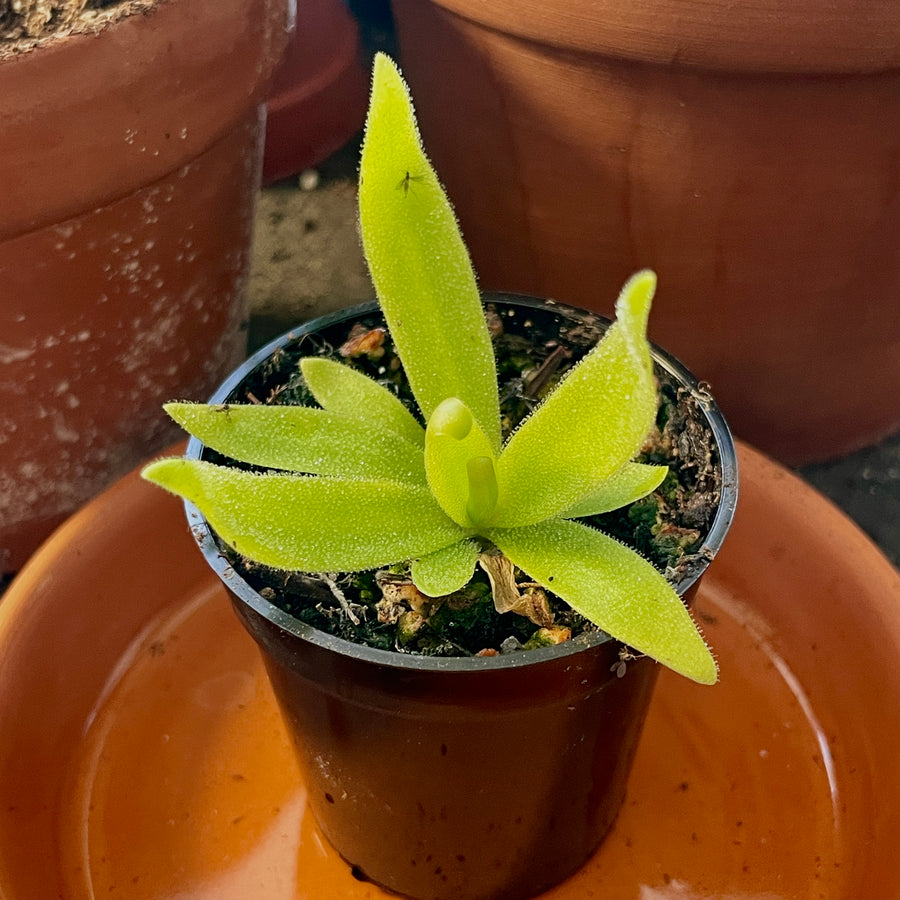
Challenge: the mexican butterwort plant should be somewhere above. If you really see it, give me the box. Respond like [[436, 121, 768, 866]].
[[143, 54, 717, 684]]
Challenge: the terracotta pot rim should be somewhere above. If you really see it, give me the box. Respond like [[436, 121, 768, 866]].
[[185, 293, 739, 674], [425, 0, 900, 74], [0, 0, 154, 58], [0, 0, 293, 239]]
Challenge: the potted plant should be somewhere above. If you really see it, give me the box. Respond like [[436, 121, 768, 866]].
[[143, 54, 737, 900], [0, 0, 292, 573]]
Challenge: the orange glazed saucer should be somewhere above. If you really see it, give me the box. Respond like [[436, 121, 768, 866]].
[[1, 442, 899, 899]]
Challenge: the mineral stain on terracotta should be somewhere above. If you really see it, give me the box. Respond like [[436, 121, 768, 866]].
[[0, 0, 292, 571]]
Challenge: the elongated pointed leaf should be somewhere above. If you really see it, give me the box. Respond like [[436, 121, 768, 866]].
[[359, 53, 500, 449], [300, 357, 425, 447], [424, 398, 497, 527], [559, 463, 668, 519], [142, 459, 467, 572], [164, 402, 425, 483], [492, 271, 659, 527], [411, 539, 481, 597], [490, 518, 717, 684]]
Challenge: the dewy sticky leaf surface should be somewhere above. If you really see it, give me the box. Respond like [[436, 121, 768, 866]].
[[560, 462, 668, 519], [141, 54, 723, 685], [492, 271, 659, 527], [358, 54, 500, 449], [142, 459, 468, 572], [164, 402, 426, 484], [491, 518, 718, 684], [299, 357, 425, 448]]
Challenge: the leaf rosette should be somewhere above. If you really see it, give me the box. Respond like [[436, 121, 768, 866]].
[[143, 54, 717, 685]]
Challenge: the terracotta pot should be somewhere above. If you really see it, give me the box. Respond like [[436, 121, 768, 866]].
[[7, 441, 900, 896], [183, 296, 738, 900], [263, 0, 370, 183], [389, 0, 900, 465], [0, 0, 293, 573]]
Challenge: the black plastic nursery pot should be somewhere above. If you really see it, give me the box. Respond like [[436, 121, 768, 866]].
[[184, 295, 738, 900]]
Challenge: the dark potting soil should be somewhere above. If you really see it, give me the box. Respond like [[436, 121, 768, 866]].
[[0, 0, 143, 46], [208, 301, 723, 658]]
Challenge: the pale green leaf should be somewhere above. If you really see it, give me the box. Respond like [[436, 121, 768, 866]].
[[300, 357, 425, 447], [559, 463, 668, 519], [424, 398, 498, 527], [492, 271, 659, 527], [141, 458, 467, 572], [489, 517, 717, 684], [358, 53, 500, 449], [164, 402, 426, 484], [411, 539, 481, 597]]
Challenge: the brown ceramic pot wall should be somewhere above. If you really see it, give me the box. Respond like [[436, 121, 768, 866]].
[[263, 0, 369, 183], [187, 296, 738, 900], [0, 0, 293, 572], [390, 0, 900, 465]]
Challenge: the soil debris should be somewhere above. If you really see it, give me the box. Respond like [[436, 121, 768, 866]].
[[1, 0, 151, 48]]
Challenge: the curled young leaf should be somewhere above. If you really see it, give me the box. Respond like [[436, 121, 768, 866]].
[[424, 398, 498, 528], [300, 357, 425, 448]]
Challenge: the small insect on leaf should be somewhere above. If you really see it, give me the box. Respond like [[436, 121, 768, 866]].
[[396, 170, 426, 196], [359, 53, 501, 446]]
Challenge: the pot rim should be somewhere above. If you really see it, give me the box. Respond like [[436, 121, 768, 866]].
[[0, 0, 293, 241], [413, 0, 900, 74], [185, 293, 738, 673]]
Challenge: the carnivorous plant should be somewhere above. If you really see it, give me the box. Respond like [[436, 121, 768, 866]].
[[143, 54, 717, 684]]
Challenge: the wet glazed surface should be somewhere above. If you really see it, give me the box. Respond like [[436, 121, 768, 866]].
[[2, 442, 899, 898], [65, 583, 840, 899]]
